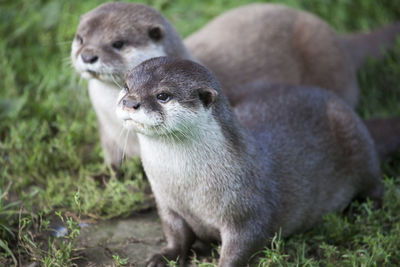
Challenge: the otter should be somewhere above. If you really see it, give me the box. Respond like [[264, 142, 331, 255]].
[[116, 57, 383, 267], [71, 2, 400, 165], [70, 3, 186, 165]]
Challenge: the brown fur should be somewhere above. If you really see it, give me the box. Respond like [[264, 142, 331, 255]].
[[185, 3, 367, 108]]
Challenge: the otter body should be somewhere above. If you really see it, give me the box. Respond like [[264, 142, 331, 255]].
[[117, 58, 382, 267], [72, 2, 400, 165], [185, 4, 359, 106]]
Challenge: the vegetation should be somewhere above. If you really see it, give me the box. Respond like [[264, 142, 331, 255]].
[[0, 0, 399, 265]]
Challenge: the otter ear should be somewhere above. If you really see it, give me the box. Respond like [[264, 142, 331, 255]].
[[198, 87, 218, 108], [148, 26, 163, 41]]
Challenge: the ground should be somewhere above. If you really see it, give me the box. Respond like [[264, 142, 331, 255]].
[[0, 0, 400, 266]]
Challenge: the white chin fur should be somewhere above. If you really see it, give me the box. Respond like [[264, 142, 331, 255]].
[[116, 105, 131, 121], [116, 104, 163, 135], [80, 71, 94, 80], [124, 43, 167, 70], [122, 119, 160, 136], [123, 120, 144, 131]]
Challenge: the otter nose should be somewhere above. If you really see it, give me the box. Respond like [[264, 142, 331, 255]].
[[123, 99, 141, 110], [81, 52, 98, 64]]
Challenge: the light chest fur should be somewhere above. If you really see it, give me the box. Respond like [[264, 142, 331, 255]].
[[137, 115, 247, 238], [88, 79, 140, 157]]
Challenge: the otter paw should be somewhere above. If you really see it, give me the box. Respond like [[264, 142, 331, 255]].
[[146, 253, 172, 267]]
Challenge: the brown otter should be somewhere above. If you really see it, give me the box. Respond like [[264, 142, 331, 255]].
[[71, 2, 400, 165], [116, 57, 383, 266]]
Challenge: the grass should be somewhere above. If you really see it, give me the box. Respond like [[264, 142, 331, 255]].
[[0, 0, 399, 265]]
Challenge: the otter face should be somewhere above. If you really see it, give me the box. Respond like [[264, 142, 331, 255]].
[[115, 57, 218, 137], [71, 3, 167, 85]]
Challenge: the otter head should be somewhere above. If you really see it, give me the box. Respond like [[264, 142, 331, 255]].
[[71, 3, 184, 85], [116, 57, 219, 138]]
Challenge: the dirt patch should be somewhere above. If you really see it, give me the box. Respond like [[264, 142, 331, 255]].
[[76, 210, 164, 266]]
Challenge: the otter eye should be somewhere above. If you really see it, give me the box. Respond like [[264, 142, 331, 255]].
[[76, 34, 83, 45], [112, 40, 124, 50], [123, 85, 129, 93], [148, 26, 162, 41], [156, 93, 171, 103]]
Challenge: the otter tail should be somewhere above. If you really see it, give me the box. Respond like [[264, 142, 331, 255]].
[[364, 117, 400, 160], [340, 22, 400, 69]]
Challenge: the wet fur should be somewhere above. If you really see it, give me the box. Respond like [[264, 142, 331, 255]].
[[118, 58, 383, 267]]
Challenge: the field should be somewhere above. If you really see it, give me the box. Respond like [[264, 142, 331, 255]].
[[1, 0, 400, 266]]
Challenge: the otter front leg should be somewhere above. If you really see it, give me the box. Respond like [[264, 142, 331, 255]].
[[147, 207, 195, 267], [218, 226, 268, 267]]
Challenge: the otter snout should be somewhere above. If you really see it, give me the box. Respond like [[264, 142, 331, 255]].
[[123, 99, 141, 110], [81, 51, 99, 64]]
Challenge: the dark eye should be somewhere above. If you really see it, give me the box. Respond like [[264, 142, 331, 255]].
[[112, 40, 124, 50], [156, 93, 171, 103], [148, 27, 162, 41], [76, 34, 83, 44], [123, 85, 129, 92]]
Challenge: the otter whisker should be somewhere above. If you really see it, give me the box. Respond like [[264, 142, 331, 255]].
[[168, 121, 200, 146], [69, 73, 89, 104], [174, 113, 203, 142], [111, 74, 123, 89], [62, 56, 72, 62], [78, 75, 84, 86], [122, 128, 130, 161], [166, 125, 184, 144], [63, 59, 74, 68], [118, 126, 127, 141], [57, 41, 73, 45]]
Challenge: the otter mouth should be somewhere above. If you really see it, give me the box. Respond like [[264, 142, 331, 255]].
[[123, 119, 145, 129], [81, 69, 124, 84], [122, 118, 163, 135], [79, 69, 100, 80], [87, 70, 99, 78]]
